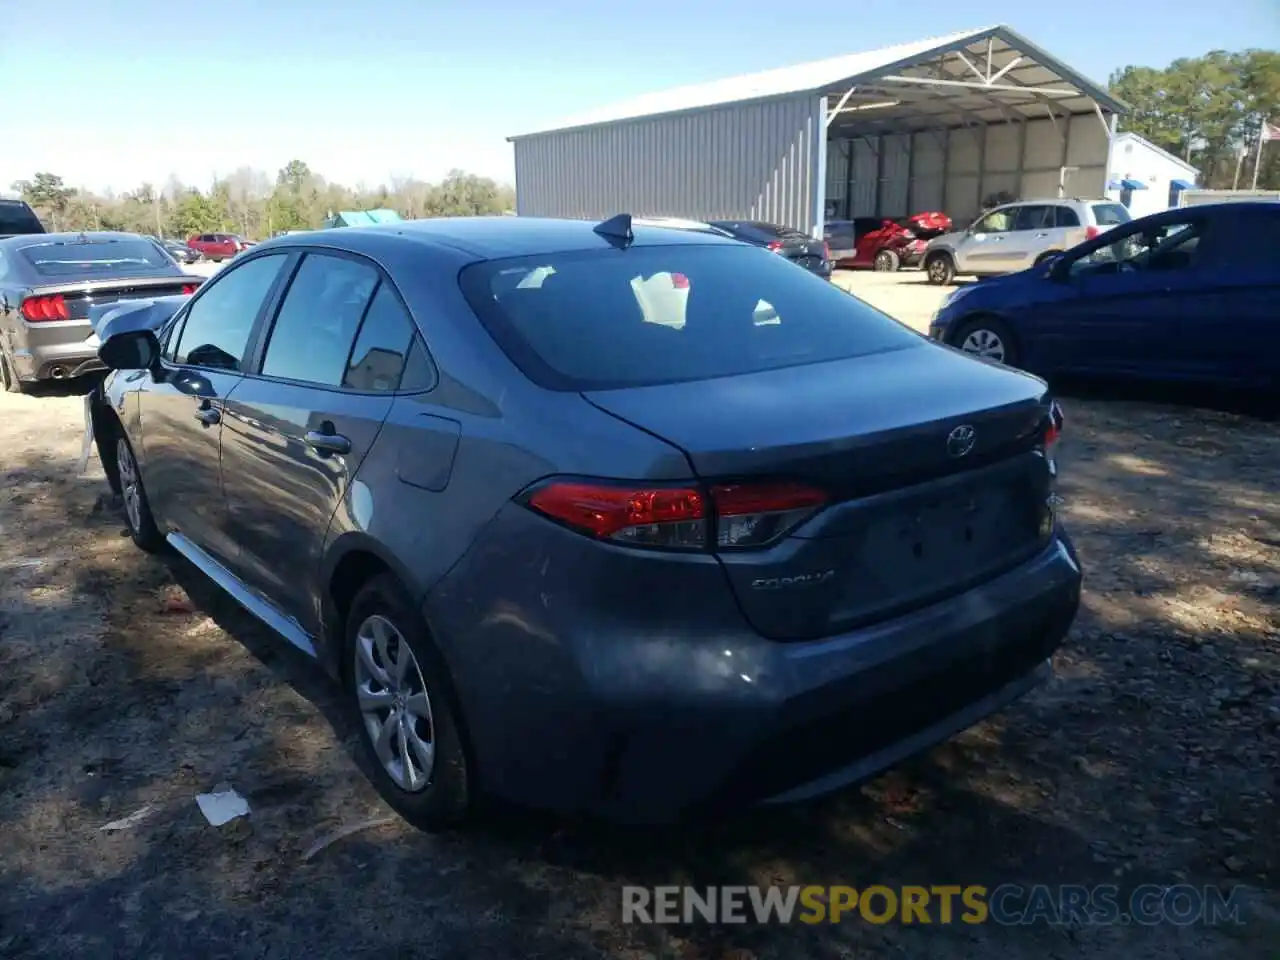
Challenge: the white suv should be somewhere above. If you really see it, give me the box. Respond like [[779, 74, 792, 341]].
[[922, 199, 1132, 285]]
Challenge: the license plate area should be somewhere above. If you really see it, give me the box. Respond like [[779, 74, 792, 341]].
[[861, 482, 1031, 590]]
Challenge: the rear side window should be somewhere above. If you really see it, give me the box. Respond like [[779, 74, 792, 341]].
[[175, 253, 288, 370], [1013, 205, 1054, 230], [1054, 206, 1081, 227], [260, 253, 379, 386], [0, 201, 43, 235], [459, 244, 921, 391], [1091, 203, 1132, 226], [343, 283, 420, 392]]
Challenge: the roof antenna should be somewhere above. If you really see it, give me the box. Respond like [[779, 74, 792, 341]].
[[593, 213, 633, 247]]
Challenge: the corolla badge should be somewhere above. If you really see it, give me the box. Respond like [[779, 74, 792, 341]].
[[946, 424, 977, 458]]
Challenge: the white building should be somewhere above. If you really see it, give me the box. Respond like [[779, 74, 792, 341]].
[[1104, 132, 1198, 218]]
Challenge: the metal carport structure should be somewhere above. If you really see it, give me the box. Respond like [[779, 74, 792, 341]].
[[508, 25, 1127, 236]]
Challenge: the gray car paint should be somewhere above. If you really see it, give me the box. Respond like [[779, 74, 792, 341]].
[[91, 217, 1083, 823]]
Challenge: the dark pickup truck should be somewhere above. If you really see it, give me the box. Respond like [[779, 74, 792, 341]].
[[0, 199, 46, 237]]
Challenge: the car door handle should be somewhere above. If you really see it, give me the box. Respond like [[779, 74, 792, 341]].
[[305, 431, 351, 455], [194, 407, 221, 426], [1033, 232, 1050, 239]]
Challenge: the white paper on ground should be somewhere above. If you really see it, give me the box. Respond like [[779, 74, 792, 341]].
[[100, 804, 157, 832], [196, 787, 250, 826]]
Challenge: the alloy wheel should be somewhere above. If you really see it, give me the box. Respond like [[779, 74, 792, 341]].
[[960, 328, 1006, 363], [354, 614, 436, 793], [928, 258, 949, 283], [116, 437, 142, 533]]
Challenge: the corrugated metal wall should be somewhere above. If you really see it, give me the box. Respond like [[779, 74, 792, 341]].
[[513, 95, 825, 234], [827, 112, 1112, 225]]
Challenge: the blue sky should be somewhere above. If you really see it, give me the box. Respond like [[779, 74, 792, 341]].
[[4, 0, 1278, 195]]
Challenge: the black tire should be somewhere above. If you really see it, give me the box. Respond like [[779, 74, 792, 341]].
[[873, 248, 900, 273], [950, 315, 1020, 367], [114, 429, 165, 552], [925, 252, 956, 285], [343, 573, 474, 831], [1, 352, 29, 394]]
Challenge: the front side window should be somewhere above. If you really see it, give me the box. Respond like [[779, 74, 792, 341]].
[[459, 243, 921, 391], [260, 253, 379, 386], [1069, 219, 1205, 277], [973, 207, 1015, 234], [174, 254, 288, 370]]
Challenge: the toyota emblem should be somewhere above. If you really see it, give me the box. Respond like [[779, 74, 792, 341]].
[[946, 424, 976, 458]]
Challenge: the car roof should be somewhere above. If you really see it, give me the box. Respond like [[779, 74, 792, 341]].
[[0, 230, 153, 249], [250, 216, 742, 261]]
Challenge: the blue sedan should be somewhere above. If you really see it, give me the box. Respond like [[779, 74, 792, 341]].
[[928, 202, 1277, 393]]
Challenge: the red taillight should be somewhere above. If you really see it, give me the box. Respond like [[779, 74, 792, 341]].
[[21, 294, 70, 322], [182, 284, 197, 294], [670, 272, 689, 289], [767, 240, 783, 252], [523, 479, 827, 550], [709, 481, 828, 549], [822, 242, 831, 260], [1044, 399, 1065, 449], [1085, 226, 1100, 240]]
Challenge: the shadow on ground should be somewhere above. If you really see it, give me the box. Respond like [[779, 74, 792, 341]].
[[0, 385, 1276, 960]]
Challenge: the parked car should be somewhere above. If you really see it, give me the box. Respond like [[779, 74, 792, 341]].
[[152, 236, 203, 264], [928, 202, 1277, 394], [0, 198, 46, 237], [0, 232, 201, 393], [825, 212, 953, 272], [705, 220, 832, 279], [87, 214, 1080, 829], [187, 233, 251, 261], [922, 199, 1132, 285]]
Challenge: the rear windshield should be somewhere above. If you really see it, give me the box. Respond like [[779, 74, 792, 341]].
[[458, 244, 921, 391], [19, 237, 175, 277], [1090, 203, 1133, 226], [0, 201, 44, 235]]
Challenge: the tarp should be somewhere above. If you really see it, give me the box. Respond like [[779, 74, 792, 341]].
[[323, 209, 402, 228]]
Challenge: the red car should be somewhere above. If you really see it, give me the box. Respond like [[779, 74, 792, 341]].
[[824, 212, 953, 271], [186, 233, 251, 262]]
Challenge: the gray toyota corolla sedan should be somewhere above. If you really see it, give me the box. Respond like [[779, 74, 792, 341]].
[[87, 214, 1082, 829]]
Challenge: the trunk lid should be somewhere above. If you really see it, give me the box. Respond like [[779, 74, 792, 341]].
[[584, 344, 1055, 639], [31, 276, 200, 321], [773, 234, 828, 272]]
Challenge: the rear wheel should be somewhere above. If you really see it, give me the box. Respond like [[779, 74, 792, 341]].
[[0, 352, 29, 394], [873, 248, 900, 272], [344, 574, 474, 831], [952, 315, 1019, 367], [925, 252, 956, 285]]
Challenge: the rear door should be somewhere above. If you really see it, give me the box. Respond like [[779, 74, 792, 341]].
[[218, 251, 409, 628], [1177, 206, 1277, 388], [135, 252, 293, 565]]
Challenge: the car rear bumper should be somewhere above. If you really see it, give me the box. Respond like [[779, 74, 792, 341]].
[[9, 320, 103, 381], [425, 505, 1082, 824]]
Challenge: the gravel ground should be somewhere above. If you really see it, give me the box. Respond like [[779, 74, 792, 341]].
[[1, 289, 1277, 958]]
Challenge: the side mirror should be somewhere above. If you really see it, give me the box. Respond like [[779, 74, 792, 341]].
[[1046, 255, 1070, 282], [99, 328, 161, 371]]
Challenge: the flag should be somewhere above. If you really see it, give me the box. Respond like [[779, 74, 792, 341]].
[[1262, 120, 1280, 143]]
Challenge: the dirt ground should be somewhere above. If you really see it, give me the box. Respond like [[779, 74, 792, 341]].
[[1, 275, 1278, 959]]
